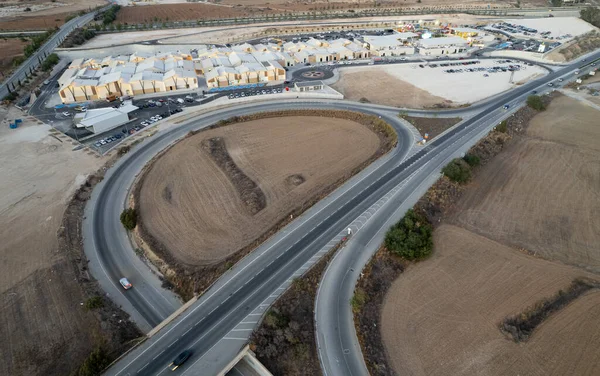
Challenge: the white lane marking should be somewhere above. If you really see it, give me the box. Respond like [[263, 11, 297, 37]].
[[231, 328, 253, 331]]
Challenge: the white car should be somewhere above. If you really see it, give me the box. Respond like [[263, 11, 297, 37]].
[[119, 278, 132, 290], [147, 118, 156, 123], [62, 111, 70, 117], [100, 140, 107, 145], [155, 115, 162, 120]]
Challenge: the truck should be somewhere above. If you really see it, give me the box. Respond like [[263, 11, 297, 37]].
[[106, 94, 118, 102]]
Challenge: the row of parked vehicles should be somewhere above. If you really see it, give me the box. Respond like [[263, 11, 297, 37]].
[[94, 108, 183, 148], [227, 87, 283, 99]]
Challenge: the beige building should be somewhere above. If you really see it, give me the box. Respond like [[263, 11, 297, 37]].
[[58, 53, 198, 103]]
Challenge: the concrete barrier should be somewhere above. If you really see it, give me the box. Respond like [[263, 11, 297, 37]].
[[147, 295, 199, 338]]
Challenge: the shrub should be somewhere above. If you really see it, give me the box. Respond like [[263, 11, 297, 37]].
[[496, 120, 508, 133], [442, 158, 472, 184], [350, 288, 366, 312], [103, 5, 121, 25], [384, 209, 433, 260], [526, 95, 546, 111], [41, 53, 59, 71], [120, 208, 137, 230], [73, 346, 111, 376], [463, 153, 480, 167], [84, 296, 104, 310], [3, 92, 18, 102]]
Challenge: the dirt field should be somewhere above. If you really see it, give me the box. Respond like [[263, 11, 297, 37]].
[[0, 0, 106, 30], [0, 107, 108, 375], [116, 3, 276, 24], [0, 38, 28, 77], [332, 69, 449, 109], [138, 116, 380, 265], [381, 225, 600, 376], [452, 96, 600, 273]]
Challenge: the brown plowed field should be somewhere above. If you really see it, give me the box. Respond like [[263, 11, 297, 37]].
[[450, 96, 600, 273], [138, 116, 380, 265], [116, 3, 275, 24], [380, 95, 600, 375], [0, 0, 106, 31], [382, 225, 600, 376]]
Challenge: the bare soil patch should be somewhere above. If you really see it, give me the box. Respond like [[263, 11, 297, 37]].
[[332, 69, 449, 109], [0, 37, 28, 76], [135, 110, 395, 300], [138, 114, 380, 266], [381, 225, 600, 376], [0, 110, 140, 376], [399, 114, 462, 140], [451, 96, 600, 273], [355, 92, 600, 375], [116, 3, 275, 24]]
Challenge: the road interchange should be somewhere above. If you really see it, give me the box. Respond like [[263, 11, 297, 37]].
[[82, 48, 600, 375]]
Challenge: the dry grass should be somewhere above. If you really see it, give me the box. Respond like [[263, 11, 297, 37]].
[[137, 115, 381, 265], [0, 0, 105, 31]]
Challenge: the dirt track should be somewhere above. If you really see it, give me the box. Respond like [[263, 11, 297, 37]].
[[138, 116, 380, 265], [382, 225, 600, 376]]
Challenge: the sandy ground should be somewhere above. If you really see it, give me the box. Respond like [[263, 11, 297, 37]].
[[332, 60, 545, 107], [332, 69, 449, 109], [0, 38, 28, 76], [504, 17, 596, 42], [0, 106, 105, 375], [138, 116, 380, 265], [452, 96, 600, 272], [382, 224, 600, 376]]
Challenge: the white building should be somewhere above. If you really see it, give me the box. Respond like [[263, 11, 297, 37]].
[[73, 102, 138, 134], [417, 36, 469, 56]]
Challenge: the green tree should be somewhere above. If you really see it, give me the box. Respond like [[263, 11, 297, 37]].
[[120, 208, 137, 230], [581, 6, 600, 28], [41, 53, 59, 71], [442, 158, 472, 184], [463, 153, 481, 167], [73, 346, 111, 376], [384, 209, 433, 260], [526, 95, 546, 111]]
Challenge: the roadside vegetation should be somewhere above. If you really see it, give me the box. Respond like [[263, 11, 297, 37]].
[[23, 30, 55, 58], [103, 5, 121, 25], [353, 92, 561, 376], [41, 53, 59, 72], [120, 208, 137, 230], [384, 209, 433, 260], [526, 95, 546, 111], [61, 28, 96, 48], [250, 240, 347, 376], [558, 30, 600, 61], [500, 278, 600, 342]]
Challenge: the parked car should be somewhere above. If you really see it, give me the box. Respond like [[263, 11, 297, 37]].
[[100, 140, 107, 145], [62, 111, 70, 117], [141, 121, 149, 127], [119, 278, 132, 290], [503, 104, 510, 110], [169, 350, 191, 371], [94, 142, 101, 147]]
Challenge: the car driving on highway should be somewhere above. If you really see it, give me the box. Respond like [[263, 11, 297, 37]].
[[119, 278, 132, 290], [170, 350, 191, 371]]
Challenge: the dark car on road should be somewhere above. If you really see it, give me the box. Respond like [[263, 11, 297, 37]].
[[170, 350, 192, 371]]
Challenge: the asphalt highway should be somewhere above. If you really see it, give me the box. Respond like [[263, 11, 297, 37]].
[[315, 50, 600, 376], [0, 6, 108, 99], [88, 47, 600, 374]]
